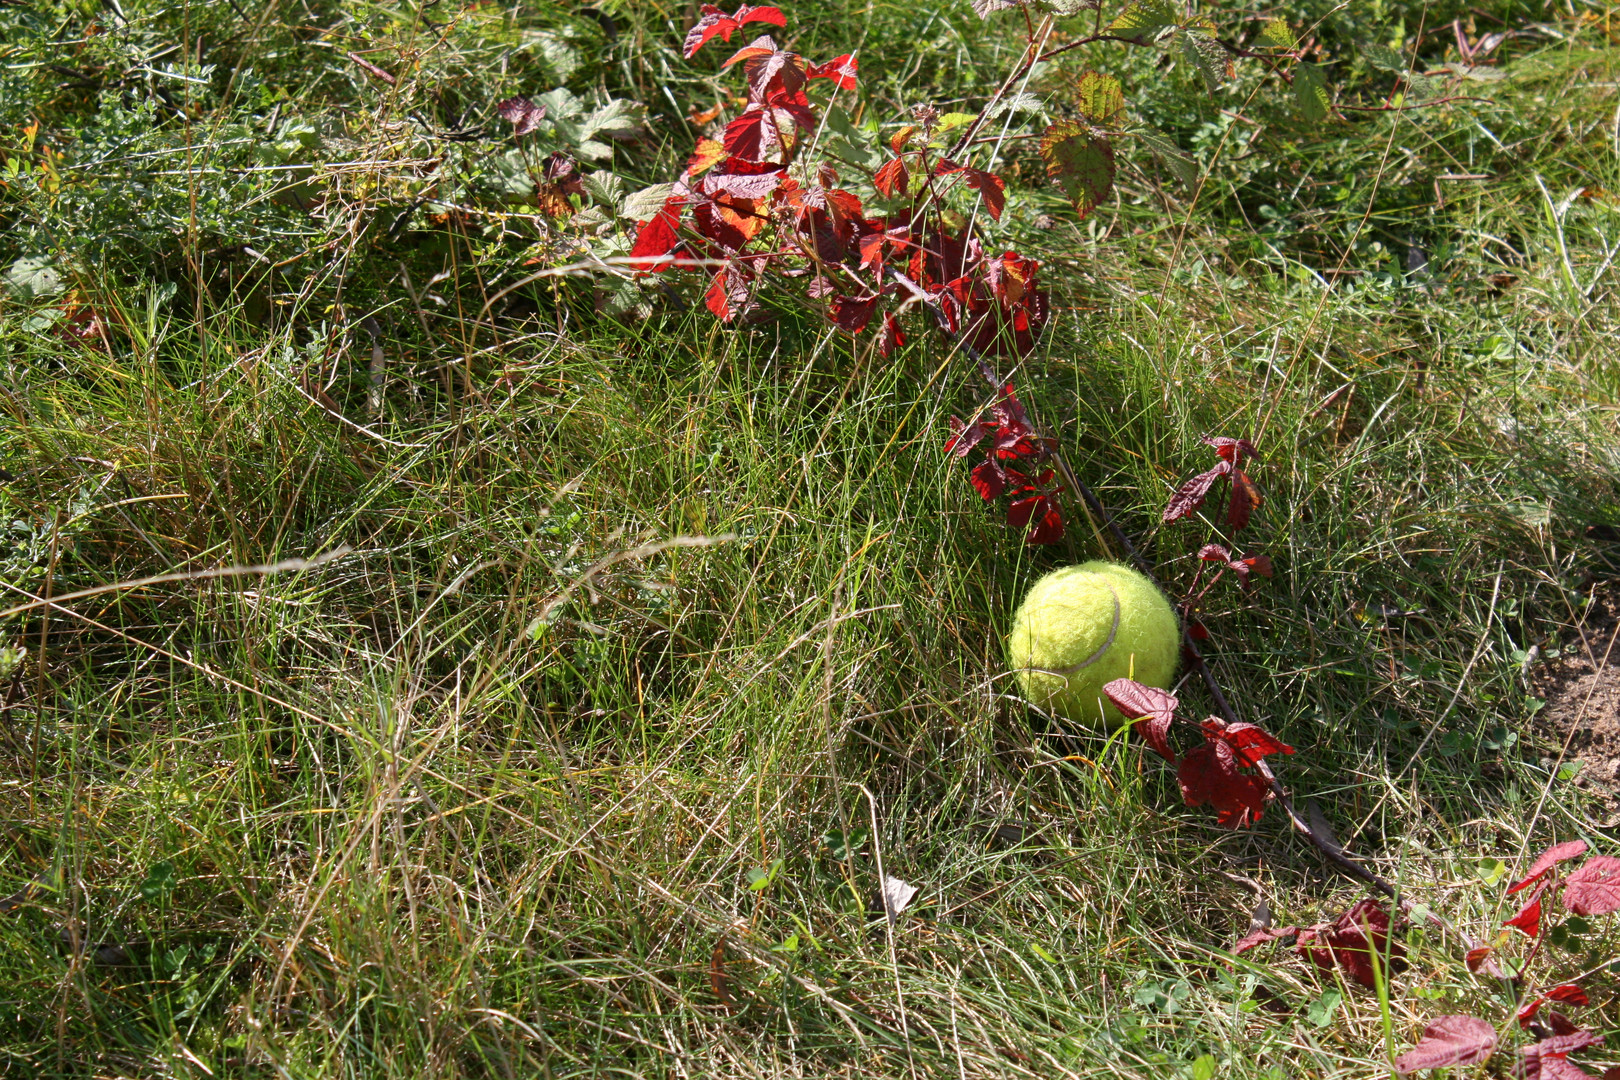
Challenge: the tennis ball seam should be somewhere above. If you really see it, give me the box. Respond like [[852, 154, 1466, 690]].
[[1016, 584, 1119, 678]]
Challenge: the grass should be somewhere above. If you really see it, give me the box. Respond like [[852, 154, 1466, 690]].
[[2, 0, 1620, 1075]]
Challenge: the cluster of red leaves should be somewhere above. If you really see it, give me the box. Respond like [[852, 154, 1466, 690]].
[[1488, 839, 1620, 948], [1163, 436, 1263, 528], [631, 5, 1045, 357], [1394, 1012, 1608, 1078], [1235, 899, 1404, 989], [1103, 679, 1294, 829], [1392, 840, 1619, 1078], [944, 381, 1063, 544], [1162, 436, 1272, 641]]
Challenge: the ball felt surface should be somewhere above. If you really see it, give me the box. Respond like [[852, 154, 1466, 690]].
[[1007, 560, 1179, 728]]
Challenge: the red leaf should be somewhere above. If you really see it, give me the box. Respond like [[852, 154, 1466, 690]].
[[1521, 996, 1547, 1027], [1230, 553, 1273, 587], [1231, 925, 1293, 953], [969, 460, 1006, 500], [703, 263, 754, 321], [683, 4, 787, 57], [1464, 945, 1494, 972], [1298, 900, 1403, 988], [944, 416, 995, 458], [1163, 462, 1231, 523], [1204, 435, 1260, 465], [1198, 543, 1231, 562], [1510, 840, 1590, 894], [702, 168, 785, 200], [1393, 1015, 1498, 1074], [722, 107, 784, 162], [1103, 679, 1177, 762], [1547, 985, 1590, 1006], [874, 157, 909, 198], [1177, 741, 1270, 828], [1007, 495, 1063, 545], [879, 312, 905, 358], [830, 294, 879, 333], [807, 53, 858, 89], [933, 162, 1009, 221], [1228, 468, 1263, 529], [1507, 883, 1547, 937], [1523, 1028, 1607, 1078], [1563, 856, 1620, 915], [1202, 716, 1295, 768], [628, 196, 688, 274], [1506, 890, 1544, 937], [496, 95, 547, 135], [1187, 618, 1209, 641]]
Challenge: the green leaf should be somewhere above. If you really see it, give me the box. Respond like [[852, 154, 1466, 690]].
[[1190, 1054, 1217, 1080], [1364, 43, 1406, 72], [746, 857, 784, 891], [1259, 18, 1296, 50], [1074, 71, 1124, 123], [1040, 120, 1115, 219], [1306, 988, 1341, 1027], [1134, 126, 1197, 188], [1108, 0, 1179, 42], [4, 256, 63, 300], [1178, 28, 1231, 93], [1293, 62, 1331, 122], [821, 828, 868, 860], [139, 861, 177, 902]]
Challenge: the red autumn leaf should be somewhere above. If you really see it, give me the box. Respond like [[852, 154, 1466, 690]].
[[628, 196, 689, 274], [1198, 543, 1231, 562], [1177, 740, 1270, 828], [1228, 468, 1263, 529], [1204, 435, 1260, 465], [720, 35, 782, 71], [1547, 985, 1590, 1006], [1007, 494, 1063, 545], [830, 294, 879, 332], [1521, 995, 1547, 1027], [1163, 462, 1231, 523], [1201, 716, 1294, 768], [1297, 899, 1403, 988], [879, 312, 905, 358], [1563, 856, 1620, 915], [1187, 617, 1210, 641], [1229, 553, 1273, 587], [1393, 1015, 1499, 1074], [496, 95, 547, 136], [1525, 1057, 1601, 1080], [1510, 840, 1590, 894], [969, 460, 1006, 500], [1506, 888, 1545, 938], [1464, 945, 1494, 972], [702, 167, 785, 200], [683, 4, 787, 58], [1231, 925, 1294, 953], [807, 53, 858, 90], [874, 157, 909, 198], [1547, 1012, 1582, 1036], [1523, 1029, 1607, 1080], [944, 416, 996, 458], [722, 106, 786, 162], [965, 169, 1007, 220], [1103, 679, 1178, 762], [703, 263, 754, 321]]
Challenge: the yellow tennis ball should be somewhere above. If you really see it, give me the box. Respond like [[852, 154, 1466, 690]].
[[1007, 560, 1180, 728]]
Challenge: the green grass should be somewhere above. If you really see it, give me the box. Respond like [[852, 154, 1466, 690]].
[[2, 0, 1620, 1076]]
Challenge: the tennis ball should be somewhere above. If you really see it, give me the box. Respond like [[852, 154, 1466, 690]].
[[1007, 560, 1180, 728]]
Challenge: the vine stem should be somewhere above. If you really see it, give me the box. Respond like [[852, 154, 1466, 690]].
[[919, 307, 1460, 926]]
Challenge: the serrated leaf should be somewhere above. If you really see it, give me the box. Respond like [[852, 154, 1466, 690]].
[[1134, 126, 1197, 187], [1260, 18, 1296, 50], [1293, 62, 1330, 122], [1074, 71, 1124, 123], [1179, 29, 1231, 93], [1046, 0, 1099, 13], [1108, 0, 1179, 42], [1040, 120, 1115, 219], [620, 183, 674, 221], [1364, 43, 1406, 71]]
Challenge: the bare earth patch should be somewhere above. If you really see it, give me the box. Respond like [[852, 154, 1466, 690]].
[[1532, 584, 1620, 825]]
